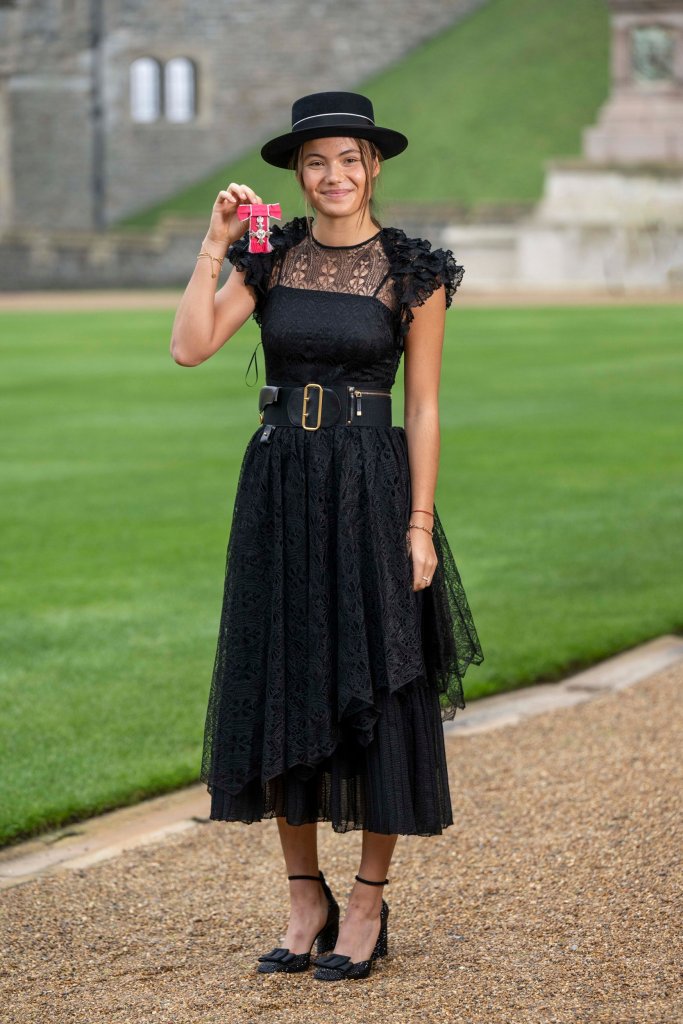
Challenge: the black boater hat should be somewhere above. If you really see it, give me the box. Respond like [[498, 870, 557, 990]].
[[260, 91, 409, 169]]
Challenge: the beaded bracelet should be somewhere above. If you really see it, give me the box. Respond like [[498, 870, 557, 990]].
[[408, 522, 434, 536]]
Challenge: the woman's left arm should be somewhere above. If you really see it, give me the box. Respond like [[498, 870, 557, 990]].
[[402, 283, 447, 591]]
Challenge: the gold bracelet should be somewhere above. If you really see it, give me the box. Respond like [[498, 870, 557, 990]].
[[196, 250, 225, 279], [408, 523, 434, 536]]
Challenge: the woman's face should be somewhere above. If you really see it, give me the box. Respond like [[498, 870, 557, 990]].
[[300, 137, 379, 218]]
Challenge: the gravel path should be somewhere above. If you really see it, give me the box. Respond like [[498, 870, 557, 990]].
[[2, 663, 680, 1024]]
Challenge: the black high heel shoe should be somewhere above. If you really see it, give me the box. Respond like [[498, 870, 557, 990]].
[[256, 870, 340, 974], [312, 873, 390, 981]]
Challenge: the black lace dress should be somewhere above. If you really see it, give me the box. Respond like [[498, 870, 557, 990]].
[[200, 215, 484, 837]]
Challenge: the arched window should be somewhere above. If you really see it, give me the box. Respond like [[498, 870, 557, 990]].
[[130, 57, 162, 123], [164, 57, 197, 123]]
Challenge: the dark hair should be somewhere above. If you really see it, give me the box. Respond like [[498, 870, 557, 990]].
[[289, 137, 383, 234]]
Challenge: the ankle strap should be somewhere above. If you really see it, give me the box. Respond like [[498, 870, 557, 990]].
[[355, 873, 389, 886], [288, 872, 323, 882]]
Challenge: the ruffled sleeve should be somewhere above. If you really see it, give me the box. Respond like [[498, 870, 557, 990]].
[[381, 226, 464, 341], [225, 233, 272, 328]]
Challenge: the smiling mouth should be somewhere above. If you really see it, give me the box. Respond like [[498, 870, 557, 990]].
[[323, 190, 352, 195]]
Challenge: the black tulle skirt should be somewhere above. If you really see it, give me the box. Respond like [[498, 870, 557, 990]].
[[200, 423, 484, 836]]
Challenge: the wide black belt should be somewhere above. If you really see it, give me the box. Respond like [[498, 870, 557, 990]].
[[258, 382, 392, 441]]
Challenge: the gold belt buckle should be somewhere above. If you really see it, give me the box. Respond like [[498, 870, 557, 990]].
[[301, 382, 324, 430]]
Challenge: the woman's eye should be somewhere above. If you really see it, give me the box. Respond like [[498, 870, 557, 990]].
[[306, 158, 358, 167]]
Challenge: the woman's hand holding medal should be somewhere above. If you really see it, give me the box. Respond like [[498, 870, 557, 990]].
[[205, 182, 264, 249]]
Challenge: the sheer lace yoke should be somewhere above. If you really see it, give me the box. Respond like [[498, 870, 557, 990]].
[[272, 230, 397, 312]]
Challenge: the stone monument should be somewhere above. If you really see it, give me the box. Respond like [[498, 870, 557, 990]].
[[519, 0, 683, 291], [584, 0, 683, 165]]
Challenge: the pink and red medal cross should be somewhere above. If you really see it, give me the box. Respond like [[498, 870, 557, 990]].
[[237, 203, 282, 254]]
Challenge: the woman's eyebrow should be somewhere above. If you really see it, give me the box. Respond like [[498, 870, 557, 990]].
[[304, 148, 361, 158]]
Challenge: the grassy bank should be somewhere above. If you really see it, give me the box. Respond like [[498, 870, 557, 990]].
[[119, 0, 609, 229]]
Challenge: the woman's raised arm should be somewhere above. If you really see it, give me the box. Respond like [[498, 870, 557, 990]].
[[170, 182, 261, 366]]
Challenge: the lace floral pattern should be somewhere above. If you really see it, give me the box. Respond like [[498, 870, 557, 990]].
[[200, 424, 484, 834], [276, 230, 392, 302]]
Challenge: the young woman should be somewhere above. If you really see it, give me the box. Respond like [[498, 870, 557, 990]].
[[170, 91, 484, 982]]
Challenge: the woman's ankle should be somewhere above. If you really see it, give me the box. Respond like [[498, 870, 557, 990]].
[[288, 878, 328, 911], [346, 884, 383, 918]]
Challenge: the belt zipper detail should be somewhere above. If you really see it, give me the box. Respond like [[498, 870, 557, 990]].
[[352, 388, 391, 417]]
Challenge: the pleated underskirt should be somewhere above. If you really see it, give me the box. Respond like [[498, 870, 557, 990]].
[[208, 672, 454, 836]]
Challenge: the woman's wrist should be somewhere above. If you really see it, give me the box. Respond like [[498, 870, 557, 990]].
[[407, 506, 435, 540], [410, 507, 434, 523], [201, 233, 230, 256]]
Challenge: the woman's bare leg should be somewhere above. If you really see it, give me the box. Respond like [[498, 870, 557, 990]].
[[275, 817, 330, 954], [330, 830, 398, 963]]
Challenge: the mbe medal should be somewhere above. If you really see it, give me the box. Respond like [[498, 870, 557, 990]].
[[237, 202, 282, 254]]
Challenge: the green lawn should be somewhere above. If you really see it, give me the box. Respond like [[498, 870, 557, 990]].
[[118, 0, 609, 229], [1, 304, 681, 846]]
